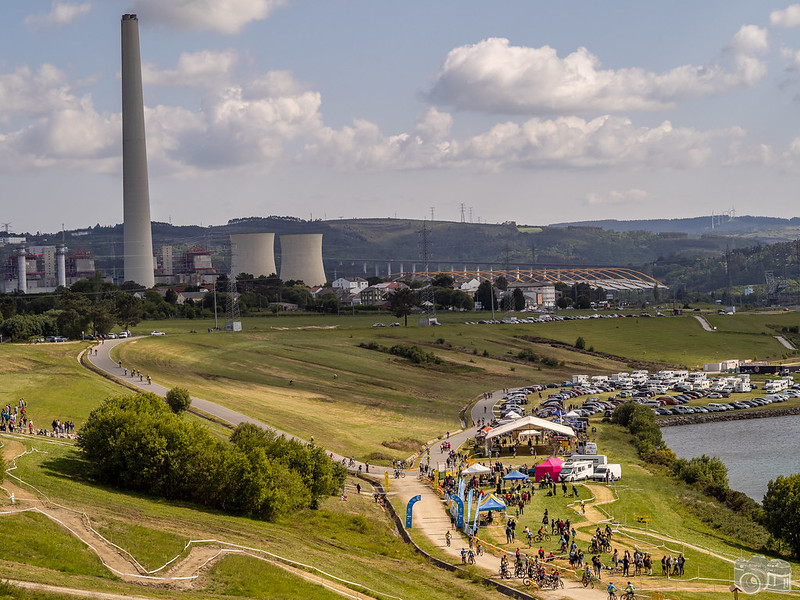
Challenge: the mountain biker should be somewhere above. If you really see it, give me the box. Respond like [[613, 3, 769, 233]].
[[468, 549, 475, 564], [461, 548, 467, 564], [607, 582, 619, 599], [625, 581, 635, 598], [583, 565, 593, 583], [445, 530, 451, 546]]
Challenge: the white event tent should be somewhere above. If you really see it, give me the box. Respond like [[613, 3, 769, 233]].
[[483, 416, 576, 455]]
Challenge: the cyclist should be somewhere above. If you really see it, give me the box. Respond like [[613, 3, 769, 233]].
[[468, 549, 475, 565], [461, 548, 467, 564], [500, 555, 510, 578], [624, 581, 635, 599], [476, 540, 483, 556], [607, 582, 619, 600], [445, 530, 451, 547], [582, 565, 593, 587]]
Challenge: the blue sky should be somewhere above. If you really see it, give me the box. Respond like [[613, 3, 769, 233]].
[[3, 1, 800, 232]]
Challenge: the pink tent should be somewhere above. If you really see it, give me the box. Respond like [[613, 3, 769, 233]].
[[534, 457, 564, 482]]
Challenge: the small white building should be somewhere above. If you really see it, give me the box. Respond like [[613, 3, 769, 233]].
[[332, 277, 368, 293]]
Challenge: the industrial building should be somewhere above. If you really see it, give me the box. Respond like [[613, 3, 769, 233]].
[[1, 245, 92, 293]]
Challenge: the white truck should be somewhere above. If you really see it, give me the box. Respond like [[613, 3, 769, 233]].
[[559, 460, 594, 482]]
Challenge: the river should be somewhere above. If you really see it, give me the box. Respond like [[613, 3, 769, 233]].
[[660, 414, 800, 501]]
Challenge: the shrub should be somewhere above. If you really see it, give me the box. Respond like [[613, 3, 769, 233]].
[[574, 336, 586, 349], [165, 387, 192, 414]]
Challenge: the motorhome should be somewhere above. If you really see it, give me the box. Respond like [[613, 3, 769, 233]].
[[764, 379, 790, 393], [591, 464, 622, 482], [559, 461, 594, 482], [572, 374, 589, 385], [569, 454, 608, 467]]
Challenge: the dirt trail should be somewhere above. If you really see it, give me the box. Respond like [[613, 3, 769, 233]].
[[0, 436, 378, 599]]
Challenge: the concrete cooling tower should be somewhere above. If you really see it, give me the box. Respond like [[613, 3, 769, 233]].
[[279, 234, 326, 286], [230, 233, 276, 278]]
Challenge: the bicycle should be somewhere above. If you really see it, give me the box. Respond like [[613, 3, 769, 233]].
[[499, 566, 512, 580], [522, 577, 540, 591], [581, 572, 595, 589], [534, 532, 551, 542], [623, 591, 635, 600], [467, 552, 475, 565], [445, 534, 451, 547]]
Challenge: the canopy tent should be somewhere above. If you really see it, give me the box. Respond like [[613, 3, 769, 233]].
[[484, 416, 575, 456], [484, 416, 576, 441], [534, 457, 564, 482], [503, 411, 522, 419], [476, 494, 506, 512], [502, 469, 529, 480], [564, 410, 581, 417], [462, 463, 492, 475], [516, 429, 541, 441]]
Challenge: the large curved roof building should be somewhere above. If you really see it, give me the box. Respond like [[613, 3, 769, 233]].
[[279, 234, 326, 286], [230, 233, 276, 278]]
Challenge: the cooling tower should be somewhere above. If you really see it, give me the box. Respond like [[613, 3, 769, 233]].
[[121, 14, 154, 288], [230, 233, 276, 278], [279, 234, 326, 286]]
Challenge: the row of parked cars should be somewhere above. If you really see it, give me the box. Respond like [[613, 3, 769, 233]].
[[653, 391, 798, 415], [464, 313, 664, 326]]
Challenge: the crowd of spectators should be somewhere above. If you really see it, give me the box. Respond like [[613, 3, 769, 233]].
[[0, 398, 75, 438]]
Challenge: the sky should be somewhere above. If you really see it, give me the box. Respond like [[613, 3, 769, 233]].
[[3, 1, 800, 233]]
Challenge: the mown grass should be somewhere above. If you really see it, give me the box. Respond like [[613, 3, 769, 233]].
[[202, 554, 346, 599], [0, 511, 109, 578]]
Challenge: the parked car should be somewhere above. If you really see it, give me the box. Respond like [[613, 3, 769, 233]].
[[150, 331, 166, 336]]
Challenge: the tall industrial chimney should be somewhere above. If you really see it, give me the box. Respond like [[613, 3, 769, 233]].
[[17, 247, 27, 294], [121, 14, 154, 288], [56, 245, 67, 288]]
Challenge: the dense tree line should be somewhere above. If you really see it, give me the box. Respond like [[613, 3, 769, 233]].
[[77, 393, 346, 520]]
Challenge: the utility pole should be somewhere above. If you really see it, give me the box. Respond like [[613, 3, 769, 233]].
[[460, 203, 466, 223]]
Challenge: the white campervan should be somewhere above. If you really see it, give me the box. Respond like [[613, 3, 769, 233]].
[[559, 461, 594, 482]]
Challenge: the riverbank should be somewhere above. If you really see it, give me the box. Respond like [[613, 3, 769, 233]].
[[657, 406, 800, 427]]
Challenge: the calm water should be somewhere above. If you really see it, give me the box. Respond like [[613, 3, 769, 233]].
[[660, 415, 800, 501]]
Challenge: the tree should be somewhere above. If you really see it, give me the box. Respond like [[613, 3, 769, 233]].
[[431, 274, 455, 289], [115, 292, 143, 331], [389, 287, 417, 326], [653, 284, 661, 303], [556, 296, 572, 309], [476, 281, 496, 310], [494, 276, 509, 291], [165, 289, 179, 305], [512, 288, 525, 311], [763, 473, 800, 557], [575, 336, 586, 349], [89, 299, 116, 335], [165, 387, 192, 414]]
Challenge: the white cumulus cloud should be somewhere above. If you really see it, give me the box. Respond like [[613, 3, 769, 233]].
[[428, 27, 768, 115], [142, 49, 240, 87], [770, 5, 800, 28], [131, 0, 285, 34], [25, 1, 92, 30]]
